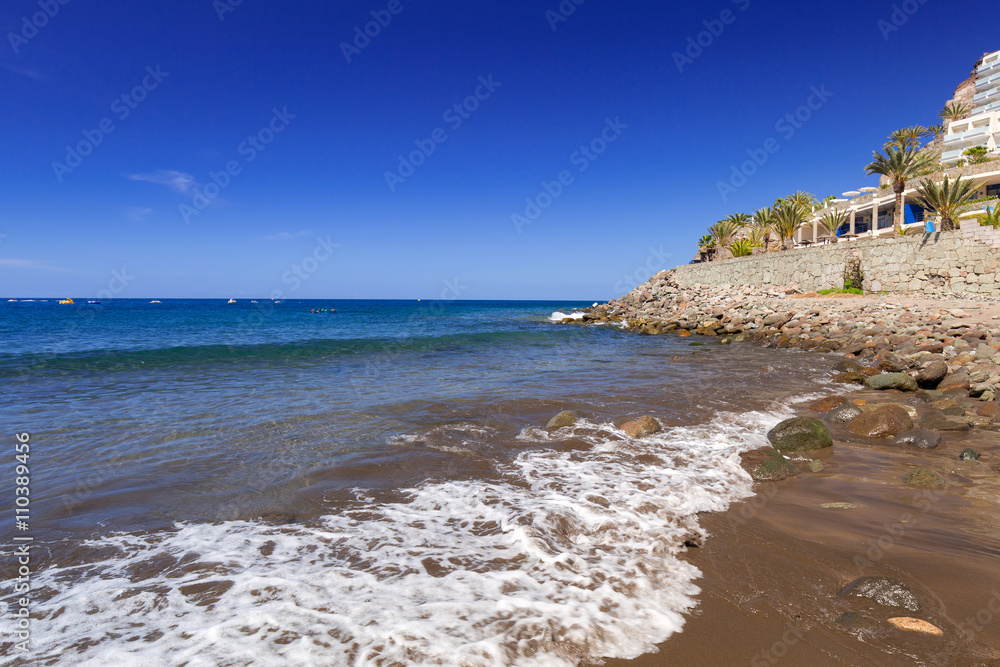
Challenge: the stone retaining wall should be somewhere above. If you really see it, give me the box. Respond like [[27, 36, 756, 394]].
[[672, 229, 1000, 295]]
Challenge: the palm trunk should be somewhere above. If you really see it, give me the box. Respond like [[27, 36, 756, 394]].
[[893, 182, 905, 235], [941, 215, 955, 232]]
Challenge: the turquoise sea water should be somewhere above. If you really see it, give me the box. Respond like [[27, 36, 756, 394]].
[[0, 298, 835, 666]]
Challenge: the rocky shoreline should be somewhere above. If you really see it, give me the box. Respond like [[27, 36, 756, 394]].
[[559, 270, 1000, 664]]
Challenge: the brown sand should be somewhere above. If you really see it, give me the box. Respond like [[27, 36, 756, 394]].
[[602, 387, 1000, 667]]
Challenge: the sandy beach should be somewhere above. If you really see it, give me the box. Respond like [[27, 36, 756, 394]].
[[573, 284, 1000, 666]]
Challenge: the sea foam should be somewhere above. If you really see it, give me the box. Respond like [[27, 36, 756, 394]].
[[2, 407, 797, 666]]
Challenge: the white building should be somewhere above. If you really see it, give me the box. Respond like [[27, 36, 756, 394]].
[[942, 49, 1000, 166]]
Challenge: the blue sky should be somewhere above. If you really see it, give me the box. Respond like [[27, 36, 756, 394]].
[[1, 0, 997, 300]]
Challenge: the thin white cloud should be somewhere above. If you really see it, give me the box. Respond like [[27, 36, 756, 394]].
[[261, 230, 312, 241], [126, 170, 197, 193], [0, 62, 42, 80], [124, 206, 154, 222], [0, 258, 72, 272]]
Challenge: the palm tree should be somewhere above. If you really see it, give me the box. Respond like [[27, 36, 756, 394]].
[[963, 146, 991, 164], [787, 191, 818, 214], [724, 212, 752, 228], [707, 219, 739, 260], [771, 202, 807, 250], [746, 225, 768, 250], [820, 195, 837, 209], [979, 205, 1000, 229], [865, 145, 939, 235], [939, 102, 971, 124], [885, 125, 931, 150], [752, 206, 775, 252], [728, 239, 754, 257], [928, 124, 945, 141], [817, 209, 850, 242], [697, 234, 716, 261], [914, 175, 977, 232]]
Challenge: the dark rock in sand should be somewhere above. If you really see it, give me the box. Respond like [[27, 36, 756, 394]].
[[919, 411, 972, 432], [546, 410, 583, 430], [767, 417, 833, 452], [833, 359, 863, 373], [827, 404, 864, 423], [864, 373, 918, 392], [619, 416, 661, 438], [808, 396, 847, 412], [837, 576, 921, 612], [915, 361, 948, 389], [846, 405, 913, 439], [740, 447, 800, 481], [959, 448, 981, 461], [903, 468, 946, 488], [890, 429, 941, 450]]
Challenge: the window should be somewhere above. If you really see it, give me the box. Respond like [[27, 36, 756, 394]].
[[855, 219, 871, 233], [987, 183, 1000, 199], [877, 212, 892, 229]]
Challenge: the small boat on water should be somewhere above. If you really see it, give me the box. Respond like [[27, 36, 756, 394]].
[[150, 300, 162, 304], [87, 300, 101, 305], [7, 299, 16, 302], [59, 298, 74, 305], [227, 298, 237, 304]]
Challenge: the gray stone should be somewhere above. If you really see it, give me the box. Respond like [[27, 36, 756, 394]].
[[890, 429, 941, 449], [767, 417, 833, 452], [827, 404, 863, 423], [864, 373, 918, 392]]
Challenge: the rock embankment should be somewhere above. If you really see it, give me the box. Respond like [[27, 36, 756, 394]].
[[573, 268, 1000, 404]]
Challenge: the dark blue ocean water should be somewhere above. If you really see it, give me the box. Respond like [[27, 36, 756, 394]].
[[0, 298, 835, 666]]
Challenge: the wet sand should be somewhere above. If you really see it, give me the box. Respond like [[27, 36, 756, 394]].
[[604, 387, 1000, 667]]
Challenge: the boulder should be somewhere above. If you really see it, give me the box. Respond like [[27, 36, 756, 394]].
[[767, 417, 833, 452], [937, 372, 971, 392], [739, 447, 799, 481], [864, 373, 918, 392], [915, 361, 948, 389], [833, 372, 866, 385], [832, 359, 864, 373], [919, 411, 972, 432], [975, 343, 998, 360], [837, 576, 921, 612], [903, 468, 946, 488], [546, 410, 583, 430], [890, 429, 941, 450], [959, 448, 980, 461], [619, 416, 661, 438], [846, 405, 913, 439], [977, 402, 1000, 420], [808, 396, 847, 412], [827, 404, 863, 423]]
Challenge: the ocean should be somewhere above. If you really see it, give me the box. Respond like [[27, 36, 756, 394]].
[[0, 298, 836, 666]]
